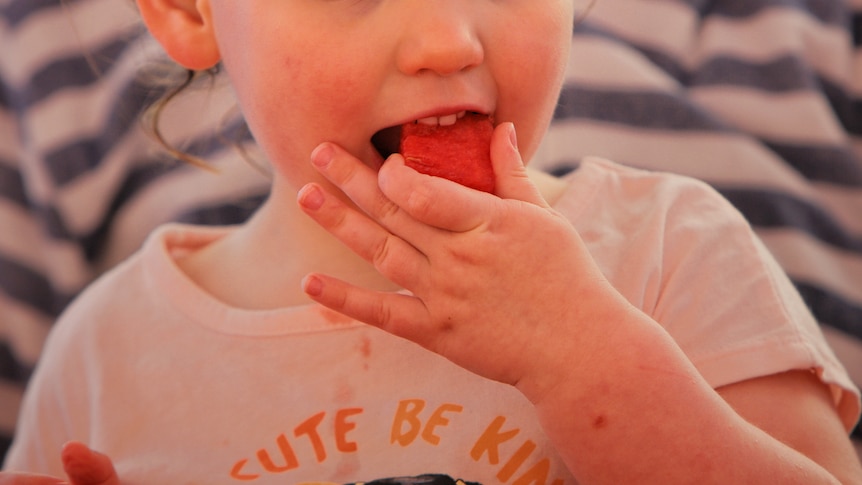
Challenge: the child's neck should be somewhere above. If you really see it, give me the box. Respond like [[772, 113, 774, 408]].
[[176, 184, 397, 311]]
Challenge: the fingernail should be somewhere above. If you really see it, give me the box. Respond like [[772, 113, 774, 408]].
[[311, 143, 334, 168], [297, 184, 324, 210], [507, 123, 518, 150], [302, 274, 323, 297]]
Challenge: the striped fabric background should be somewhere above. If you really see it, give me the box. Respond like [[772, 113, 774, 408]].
[[1, 0, 860, 461]]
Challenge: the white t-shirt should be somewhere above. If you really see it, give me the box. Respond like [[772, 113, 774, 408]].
[[6, 158, 858, 484]]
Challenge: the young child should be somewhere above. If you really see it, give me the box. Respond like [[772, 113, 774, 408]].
[[2, 0, 861, 483]]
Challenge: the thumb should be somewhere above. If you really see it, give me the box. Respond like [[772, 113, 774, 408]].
[[491, 122, 550, 208], [60, 442, 119, 485]]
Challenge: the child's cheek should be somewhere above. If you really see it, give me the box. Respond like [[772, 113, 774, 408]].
[[295, 58, 365, 122], [245, 50, 368, 165], [280, 59, 369, 158]]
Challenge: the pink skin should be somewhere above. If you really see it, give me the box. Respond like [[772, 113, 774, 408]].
[[156, 0, 580, 315], [203, 1, 574, 202]]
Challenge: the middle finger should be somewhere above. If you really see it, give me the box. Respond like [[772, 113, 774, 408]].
[[310, 142, 436, 248], [297, 182, 429, 291]]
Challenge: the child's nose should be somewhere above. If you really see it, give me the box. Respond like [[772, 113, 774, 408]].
[[394, 2, 484, 76]]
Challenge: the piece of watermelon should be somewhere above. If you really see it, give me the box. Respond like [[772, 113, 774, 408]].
[[399, 112, 495, 193]]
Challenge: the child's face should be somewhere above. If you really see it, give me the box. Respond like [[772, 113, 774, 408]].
[[205, 1, 575, 189]]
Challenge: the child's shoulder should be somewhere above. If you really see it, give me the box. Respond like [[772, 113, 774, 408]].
[[570, 156, 722, 196], [52, 224, 231, 339], [551, 156, 741, 225]]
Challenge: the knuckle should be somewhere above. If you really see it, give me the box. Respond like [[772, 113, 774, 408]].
[[325, 203, 351, 232], [371, 235, 395, 269], [373, 195, 402, 223], [371, 299, 393, 330]]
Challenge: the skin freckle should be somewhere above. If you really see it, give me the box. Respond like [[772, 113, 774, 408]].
[[358, 336, 371, 359], [592, 414, 608, 430]]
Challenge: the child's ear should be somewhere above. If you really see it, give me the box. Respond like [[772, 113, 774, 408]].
[[135, 0, 220, 70]]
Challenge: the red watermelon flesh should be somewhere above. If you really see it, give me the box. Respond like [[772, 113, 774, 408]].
[[399, 112, 495, 193]]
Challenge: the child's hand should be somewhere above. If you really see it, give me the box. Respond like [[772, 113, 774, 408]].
[[0, 442, 119, 485], [299, 123, 627, 401]]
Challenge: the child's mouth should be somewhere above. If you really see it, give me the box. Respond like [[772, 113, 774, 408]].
[[371, 110, 475, 159], [371, 125, 402, 160]]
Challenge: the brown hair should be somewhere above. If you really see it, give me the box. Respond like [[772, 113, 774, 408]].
[[137, 59, 265, 174], [63, 0, 253, 171], [142, 66, 221, 171]]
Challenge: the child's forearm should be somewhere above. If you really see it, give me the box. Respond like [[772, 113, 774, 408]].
[[521, 303, 844, 484]]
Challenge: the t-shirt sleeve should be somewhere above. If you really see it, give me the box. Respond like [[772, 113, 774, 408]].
[[2, 274, 106, 475], [653, 174, 860, 431], [3, 321, 86, 475]]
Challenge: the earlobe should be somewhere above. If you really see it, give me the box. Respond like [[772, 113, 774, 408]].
[[135, 0, 220, 70]]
